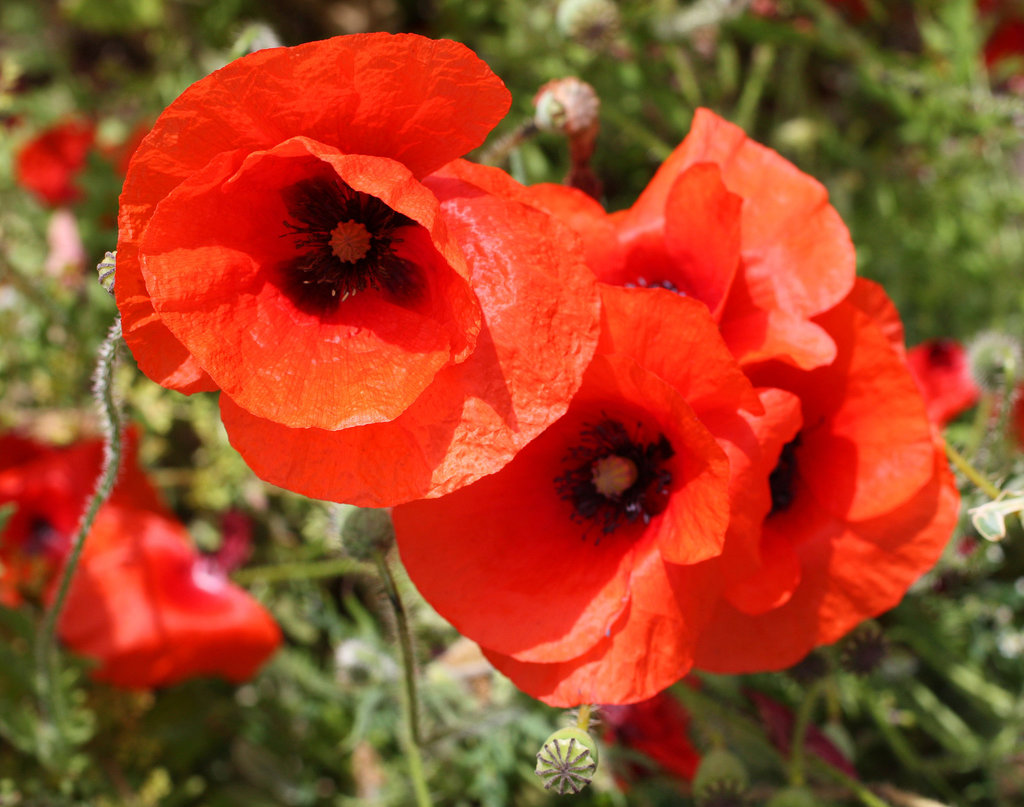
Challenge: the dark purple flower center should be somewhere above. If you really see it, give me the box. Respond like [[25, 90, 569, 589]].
[[555, 418, 675, 537], [279, 175, 418, 314], [768, 434, 802, 515]]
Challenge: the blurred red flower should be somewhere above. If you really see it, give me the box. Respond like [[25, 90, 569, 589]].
[[980, 0, 1024, 77], [906, 339, 980, 427], [14, 119, 95, 207], [116, 33, 599, 506], [394, 285, 761, 705], [0, 431, 280, 688], [603, 690, 701, 786], [523, 108, 855, 371], [693, 280, 960, 672]]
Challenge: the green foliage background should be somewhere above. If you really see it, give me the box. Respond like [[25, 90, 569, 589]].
[[1, 0, 1023, 805]]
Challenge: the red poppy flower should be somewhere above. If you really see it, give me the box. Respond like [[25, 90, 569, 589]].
[[393, 285, 761, 706], [522, 108, 855, 371], [15, 119, 95, 207], [603, 690, 701, 786], [0, 431, 280, 687], [116, 34, 599, 506], [692, 280, 960, 673], [906, 339, 980, 427], [981, 1, 1024, 73]]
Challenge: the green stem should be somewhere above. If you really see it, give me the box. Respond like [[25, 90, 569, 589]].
[[231, 556, 375, 585], [789, 678, 828, 786], [576, 704, 593, 732], [35, 318, 124, 734], [808, 758, 893, 807], [944, 440, 1002, 500], [374, 552, 431, 807]]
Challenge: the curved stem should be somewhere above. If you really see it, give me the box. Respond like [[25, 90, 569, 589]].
[[35, 318, 124, 733], [944, 440, 1002, 501], [789, 678, 828, 786], [232, 556, 375, 585], [374, 552, 431, 807]]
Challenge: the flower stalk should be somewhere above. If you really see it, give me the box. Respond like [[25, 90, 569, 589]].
[[374, 551, 431, 807], [35, 317, 124, 735]]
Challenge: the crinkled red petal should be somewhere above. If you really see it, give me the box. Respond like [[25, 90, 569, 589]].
[[140, 138, 478, 429], [117, 33, 509, 392], [694, 444, 958, 672], [598, 285, 762, 418], [630, 108, 854, 318], [484, 553, 719, 706], [221, 164, 600, 504]]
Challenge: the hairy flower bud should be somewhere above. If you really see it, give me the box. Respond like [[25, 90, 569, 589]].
[[97, 250, 116, 295], [556, 0, 620, 46], [967, 331, 1022, 394], [535, 726, 599, 795], [341, 507, 395, 561]]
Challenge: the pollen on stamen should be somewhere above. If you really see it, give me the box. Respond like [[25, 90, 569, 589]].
[[330, 220, 372, 263]]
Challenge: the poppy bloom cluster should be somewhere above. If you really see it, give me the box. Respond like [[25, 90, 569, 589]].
[[116, 33, 599, 507], [392, 109, 959, 704], [117, 34, 958, 706], [0, 431, 280, 688]]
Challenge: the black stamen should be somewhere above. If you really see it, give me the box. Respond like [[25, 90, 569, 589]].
[[277, 175, 420, 314], [555, 417, 675, 538]]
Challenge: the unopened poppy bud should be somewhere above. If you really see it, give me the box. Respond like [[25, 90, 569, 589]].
[[765, 786, 818, 807], [97, 250, 116, 295], [556, 0, 620, 46], [534, 726, 599, 795], [967, 331, 1022, 394], [533, 78, 600, 137], [693, 747, 749, 805], [341, 507, 395, 561]]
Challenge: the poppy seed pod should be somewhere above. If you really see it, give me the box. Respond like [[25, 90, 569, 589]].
[[765, 786, 820, 807], [535, 726, 600, 795], [692, 748, 749, 805]]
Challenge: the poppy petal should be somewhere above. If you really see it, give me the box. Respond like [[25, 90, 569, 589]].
[[629, 108, 854, 319]]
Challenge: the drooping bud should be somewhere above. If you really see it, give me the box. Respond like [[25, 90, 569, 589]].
[[692, 747, 749, 806], [341, 507, 395, 561], [967, 331, 1022, 394], [556, 0, 620, 47], [535, 726, 599, 795], [534, 78, 600, 137], [97, 250, 116, 295]]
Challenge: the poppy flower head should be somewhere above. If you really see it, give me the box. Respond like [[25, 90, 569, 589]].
[[15, 119, 95, 207], [694, 280, 960, 673], [906, 338, 980, 427], [393, 286, 760, 706]]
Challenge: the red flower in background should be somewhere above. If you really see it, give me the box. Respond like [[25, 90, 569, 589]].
[[394, 285, 761, 705], [524, 108, 855, 371], [15, 119, 95, 207], [906, 339, 980, 427], [117, 33, 599, 507], [603, 691, 701, 786], [0, 432, 280, 688], [693, 280, 959, 673]]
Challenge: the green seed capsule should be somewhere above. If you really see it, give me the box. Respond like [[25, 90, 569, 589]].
[[534, 726, 599, 795]]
